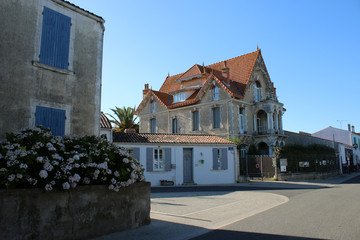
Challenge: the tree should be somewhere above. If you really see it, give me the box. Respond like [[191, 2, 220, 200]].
[[107, 106, 139, 132]]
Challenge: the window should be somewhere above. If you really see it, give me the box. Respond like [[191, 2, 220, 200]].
[[192, 111, 199, 131], [254, 81, 262, 102], [35, 106, 66, 137], [40, 7, 71, 70], [239, 108, 245, 133], [153, 148, 164, 170], [146, 148, 172, 172], [213, 107, 220, 129], [150, 101, 156, 113], [213, 86, 219, 101], [150, 118, 156, 133], [172, 118, 178, 134], [173, 92, 186, 103], [212, 148, 228, 170]]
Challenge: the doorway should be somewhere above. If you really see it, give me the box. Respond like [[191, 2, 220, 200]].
[[183, 148, 193, 183]]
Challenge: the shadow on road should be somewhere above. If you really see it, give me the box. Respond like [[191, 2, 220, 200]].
[[190, 229, 326, 240]]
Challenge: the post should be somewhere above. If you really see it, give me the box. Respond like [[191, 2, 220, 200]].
[[261, 155, 264, 182]]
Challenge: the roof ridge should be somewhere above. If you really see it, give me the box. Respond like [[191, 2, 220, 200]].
[[166, 50, 259, 79], [206, 49, 259, 68]]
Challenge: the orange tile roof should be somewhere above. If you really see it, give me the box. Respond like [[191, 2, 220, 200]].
[[138, 49, 274, 111], [113, 133, 235, 145], [100, 112, 112, 129]]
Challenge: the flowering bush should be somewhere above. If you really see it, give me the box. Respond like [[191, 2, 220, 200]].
[[0, 128, 144, 192]]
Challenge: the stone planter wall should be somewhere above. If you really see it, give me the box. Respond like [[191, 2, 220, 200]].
[[0, 182, 150, 240], [277, 171, 339, 181]]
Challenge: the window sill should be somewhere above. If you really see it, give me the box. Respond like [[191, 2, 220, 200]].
[[32, 61, 75, 75]]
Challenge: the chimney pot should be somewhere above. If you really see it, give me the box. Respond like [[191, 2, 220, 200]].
[[352, 126, 355, 133], [348, 124, 351, 131]]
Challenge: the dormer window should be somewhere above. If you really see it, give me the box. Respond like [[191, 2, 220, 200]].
[[213, 86, 219, 101], [254, 81, 262, 102], [173, 92, 186, 103]]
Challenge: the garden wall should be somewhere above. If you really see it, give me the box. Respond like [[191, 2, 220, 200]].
[[278, 171, 339, 181], [0, 182, 150, 240]]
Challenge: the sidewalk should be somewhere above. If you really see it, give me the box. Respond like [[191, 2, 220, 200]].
[[93, 173, 360, 240]]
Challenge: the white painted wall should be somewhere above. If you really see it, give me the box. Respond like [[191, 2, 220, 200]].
[[114, 143, 237, 186]]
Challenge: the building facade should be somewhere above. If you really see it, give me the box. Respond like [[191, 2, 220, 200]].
[[113, 133, 237, 186], [136, 49, 286, 155], [312, 125, 360, 171], [0, 0, 105, 139]]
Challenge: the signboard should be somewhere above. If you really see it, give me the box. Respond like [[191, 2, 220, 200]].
[[280, 158, 287, 172]]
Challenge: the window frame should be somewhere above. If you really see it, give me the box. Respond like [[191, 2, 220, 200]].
[[172, 117, 178, 134], [213, 86, 219, 101], [153, 148, 165, 171], [239, 107, 245, 133], [213, 107, 220, 129], [192, 111, 199, 131], [150, 118, 156, 133]]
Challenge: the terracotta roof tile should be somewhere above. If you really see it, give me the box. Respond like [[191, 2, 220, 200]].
[[100, 112, 112, 129], [113, 133, 235, 145]]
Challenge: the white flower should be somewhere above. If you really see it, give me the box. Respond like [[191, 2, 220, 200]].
[[83, 177, 90, 184], [19, 163, 28, 169], [19, 151, 27, 157], [97, 162, 108, 169], [71, 182, 77, 188], [106, 169, 112, 174], [43, 162, 54, 172], [36, 156, 44, 163], [114, 171, 120, 177], [0, 168, 7, 172], [131, 163, 137, 169], [62, 182, 70, 189], [67, 158, 74, 164], [73, 155, 80, 161], [45, 184, 53, 191], [123, 158, 130, 164], [39, 170, 48, 179], [108, 184, 114, 190], [55, 171, 62, 179], [8, 174, 15, 182], [52, 160, 59, 166], [131, 172, 136, 179], [16, 173, 23, 179], [69, 173, 81, 183], [74, 163, 80, 168], [52, 153, 62, 160], [50, 181, 56, 185], [111, 178, 117, 184]]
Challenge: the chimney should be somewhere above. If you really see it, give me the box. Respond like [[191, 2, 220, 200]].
[[348, 124, 351, 131], [124, 128, 136, 133], [221, 61, 230, 85], [352, 125, 355, 133], [143, 83, 149, 99]]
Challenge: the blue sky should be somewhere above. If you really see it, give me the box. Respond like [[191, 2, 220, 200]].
[[71, 0, 360, 133]]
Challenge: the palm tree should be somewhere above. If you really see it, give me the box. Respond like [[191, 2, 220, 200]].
[[107, 106, 138, 132]]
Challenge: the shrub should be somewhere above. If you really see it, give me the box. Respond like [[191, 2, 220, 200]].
[[0, 127, 144, 192]]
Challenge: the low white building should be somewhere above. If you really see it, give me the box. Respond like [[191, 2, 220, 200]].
[[113, 133, 237, 186], [312, 125, 360, 171]]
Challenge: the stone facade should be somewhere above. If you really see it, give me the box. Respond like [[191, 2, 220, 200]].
[[0, 0, 105, 139], [0, 183, 150, 240], [136, 50, 286, 155]]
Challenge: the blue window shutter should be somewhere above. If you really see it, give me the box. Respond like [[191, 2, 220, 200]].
[[35, 106, 65, 137], [40, 7, 71, 69], [221, 148, 228, 170], [133, 147, 140, 161], [212, 148, 218, 170], [146, 148, 153, 172], [164, 148, 172, 171]]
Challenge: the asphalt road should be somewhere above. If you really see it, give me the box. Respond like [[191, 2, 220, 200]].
[[191, 175, 360, 240]]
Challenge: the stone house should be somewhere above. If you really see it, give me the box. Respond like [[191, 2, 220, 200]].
[[0, 0, 105, 139], [113, 132, 237, 186], [136, 49, 286, 156]]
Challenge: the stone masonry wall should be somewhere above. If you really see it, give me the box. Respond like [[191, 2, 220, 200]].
[[0, 182, 150, 240]]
